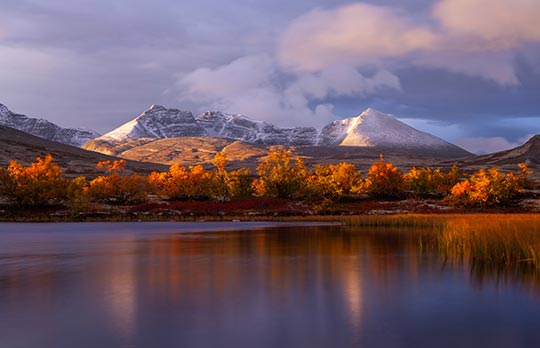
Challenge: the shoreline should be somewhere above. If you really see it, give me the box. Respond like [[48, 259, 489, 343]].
[[1, 211, 539, 223]]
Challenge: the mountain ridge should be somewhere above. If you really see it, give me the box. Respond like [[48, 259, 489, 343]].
[[0, 103, 100, 147], [89, 105, 470, 157]]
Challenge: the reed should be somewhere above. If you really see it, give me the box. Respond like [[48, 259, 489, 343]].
[[279, 214, 540, 271]]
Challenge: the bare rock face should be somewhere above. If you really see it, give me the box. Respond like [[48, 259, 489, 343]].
[[0, 103, 100, 147]]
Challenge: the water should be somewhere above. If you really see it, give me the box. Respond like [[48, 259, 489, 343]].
[[1, 222, 539, 348]]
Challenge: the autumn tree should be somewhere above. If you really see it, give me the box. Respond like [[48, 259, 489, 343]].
[[209, 152, 254, 200], [307, 163, 364, 200], [209, 151, 230, 201], [404, 166, 461, 197], [65, 176, 89, 213], [160, 164, 213, 200], [446, 167, 523, 207], [226, 167, 254, 198], [87, 160, 149, 204], [0, 154, 67, 206], [364, 155, 404, 198], [254, 150, 307, 199]]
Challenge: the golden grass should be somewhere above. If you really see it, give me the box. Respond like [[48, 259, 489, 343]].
[[276, 214, 540, 272]]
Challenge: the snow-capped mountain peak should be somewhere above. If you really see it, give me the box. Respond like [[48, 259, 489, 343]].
[[88, 105, 469, 157], [319, 108, 456, 149], [0, 102, 100, 147], [100, 105, 206, 142]]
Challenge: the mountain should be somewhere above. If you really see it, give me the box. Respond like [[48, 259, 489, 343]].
[[96, 106, 320, 146], [88, 105, 470, 158], [0, 125, 165, 178], [319, 108, 461, 149], [462, 135, 540, 166], [196, 111, 319, 145], [98, 105, 206, 143], [0, 103, 100, 147]]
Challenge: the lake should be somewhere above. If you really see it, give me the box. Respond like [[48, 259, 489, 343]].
[[1, 221, 539, 348]]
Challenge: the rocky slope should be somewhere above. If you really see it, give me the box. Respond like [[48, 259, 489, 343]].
[[0, 103, 100, 147], [88, 105, 470, 158]]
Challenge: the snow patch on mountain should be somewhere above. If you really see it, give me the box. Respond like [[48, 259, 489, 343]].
[[0, 103, 100, 147]]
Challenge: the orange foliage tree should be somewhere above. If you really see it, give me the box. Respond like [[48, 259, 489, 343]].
[[87, 160, 150, 204], [0, 154, 68, 206], [446, 166, 524, 207], [364, 155, 404, 198], [159, 164, 213, 200]]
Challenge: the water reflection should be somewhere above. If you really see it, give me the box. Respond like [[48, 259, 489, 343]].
[[1, 224, 540, 348]]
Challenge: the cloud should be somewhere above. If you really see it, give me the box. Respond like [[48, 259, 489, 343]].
[[278, 3, 437, 72], [455, 137, 520, 154], [277, 0, 540, 85], [177, 55, 400, 126], [455, 134, 535, 154], [415, 51, 519, 85], [434, 0, 540, 51]]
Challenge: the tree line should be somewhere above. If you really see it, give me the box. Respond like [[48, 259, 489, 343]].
[[0, 150, 534, 210]]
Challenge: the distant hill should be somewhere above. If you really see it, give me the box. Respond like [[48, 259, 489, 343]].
[[470, 135, 540, 166], [438, 135, 540, 179], [0, 125, 165, 178]]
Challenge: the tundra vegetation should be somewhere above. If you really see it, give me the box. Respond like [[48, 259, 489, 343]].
[[0, 150, 536, 211]]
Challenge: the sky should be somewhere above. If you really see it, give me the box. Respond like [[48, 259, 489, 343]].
[[0, 0, 539, 154]]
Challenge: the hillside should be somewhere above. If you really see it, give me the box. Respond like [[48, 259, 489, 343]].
[[0, 125, 165, 178]]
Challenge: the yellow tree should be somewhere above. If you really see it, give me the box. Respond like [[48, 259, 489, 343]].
[[308, 163, 363, 199], [0, 154, 67, 206], [226, 167, 254, 199], [210, 151, 230, 201], [404, 167, 453, 197], [254, 150, 307, 199]]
